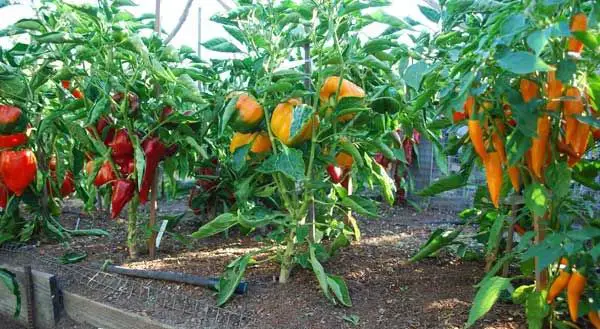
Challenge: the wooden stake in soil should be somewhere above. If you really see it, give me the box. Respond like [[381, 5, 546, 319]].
[[23, 266, 35, 329]]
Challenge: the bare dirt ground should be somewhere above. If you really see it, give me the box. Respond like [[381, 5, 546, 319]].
[[1, 199, 526, 329]]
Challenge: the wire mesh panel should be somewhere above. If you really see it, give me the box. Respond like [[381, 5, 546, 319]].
[[0, 243, 252, 329]]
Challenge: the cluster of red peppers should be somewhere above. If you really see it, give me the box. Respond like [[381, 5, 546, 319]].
[[0, 105, 37, 208], [87, 103, 177, 219], [61, 80, 84, 99], [47, 156, 76, 198]]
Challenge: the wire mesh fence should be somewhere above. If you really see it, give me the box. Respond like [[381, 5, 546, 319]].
[[0, 243, 252, 329]]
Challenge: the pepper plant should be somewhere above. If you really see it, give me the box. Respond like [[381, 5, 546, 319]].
[[0, 0, 211, 257], [409, 0, 600, 327], [190, 0, 430, 306]]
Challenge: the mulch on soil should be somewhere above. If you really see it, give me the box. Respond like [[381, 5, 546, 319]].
[[5, 200, 525, 329]]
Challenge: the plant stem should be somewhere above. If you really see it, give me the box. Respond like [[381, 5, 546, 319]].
[[127, 194, 139, 259], [279, 227, 296, 284]]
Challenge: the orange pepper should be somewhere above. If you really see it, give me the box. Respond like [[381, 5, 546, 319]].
[[567, 271, 586, 322], [568, 13, 587, 53], [483, 151, 503, 208], [564, 87, 584, 146], [468, 119, 487, 161], [520, 79, 539, 103], [464, 96, 475, 118], [589, 310, 600, 329], [545, 70, 563, 111], [530, 116, 551, 180]]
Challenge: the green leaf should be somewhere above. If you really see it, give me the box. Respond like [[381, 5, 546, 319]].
[[572, 31, 598, 50], [497, 51, 552, 74], [339, 195, 378, 218], [525, 291, 549, 329], [0, 268, 20, 317], [34, 32, 81, 44], [327, 275, 352, 307], [366, 10, 411, 30], [418, 5, 440, 22], [572, 160, 600, 190], [404, 61, 429, 90], [202, 38, 241, 53], [112, 0, 137, 7], [86, 97, 109, 126], [466, 276, 512, 328], [59, 252, 87, 264], [13, 19, 44, 31], [310, 244, 333, 302], [526, 29, 550, 55], [512, 284, 535, 305], [545, 162, 571, 200], [133, 136, 145, 191], [416, 171, 469, 197], [223, 26, 246, 45], [217, 254, 250, 306], [486, 214, 505, 255], [256, 148, 305, 182], [524, 183, 548, 217], [339, 140, 364, 168], [191, 213, 237, 239]]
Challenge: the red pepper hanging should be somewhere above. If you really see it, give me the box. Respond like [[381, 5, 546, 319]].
[[0, 149, 37, 196], [0, 183, 9, 209], [139, 137, 167, 204], [109, 129, 134, 158], [111, 179, 135, 219], [0, 132, 27, 149], [327, 164, 344, 183]]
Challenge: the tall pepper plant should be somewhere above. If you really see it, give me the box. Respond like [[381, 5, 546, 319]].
[[0, 0, 211, 257], [190, 0, 427, 306], [409, 0, 600, 327]]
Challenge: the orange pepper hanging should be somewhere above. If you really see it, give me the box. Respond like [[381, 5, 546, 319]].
[[520, 79, 539, 103], [589, 310, 600, 329], [568, 13, 587, 54], [468, 119, 487, 161], [530, 116, 550, 181], [564, 87, 584, 146], [567, 271, 586, 322], [492, 121, 520, 193], [546, 259, 571, 304], [545, 70, 563, 111], [568, 123, 591, 167], [464, 96, 475, 118], [484, 151, 503, 208]]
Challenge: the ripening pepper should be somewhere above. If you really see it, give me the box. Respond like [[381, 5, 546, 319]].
[[0, 149, 37, 196], [226, 93, 264, 132], [520, 79, 539, 103], [564, 87, 584, 146], [335, 152, 354, 169], [0, 104, 27, 134], [327, 164, 344, 183], [464, 96, 475, 118], [589, 310, 600, 329], [373, 153, 391, 168], [568, 13, 587, 53], [86, 161, 116, 187], [109, 129, 134, 158], [59, 171, 75, 197], [111, 179, 136, 219], [483, 151, 503, 208], [568, 122, 591, 167], [453, 111, 467, 123], [114, 156, 135, 176], [0, 132, 27, 149], [61, 80, 70, 89], [271, 99, 318, 146], [468, 119, 487, 161], [139, 137, 167, 204], [513, 223, 526, 236], [545, 71, 563, 111], [71, 89, 83, 99], [88, 116, 115, 146], [530, 116, 551, 180], [320, 76, 365, 122], [403, 137, 414, 165], [547, 268, 571, 304], [567, 271, 586, 322], [593, 127, 600, 140], [229, 131, 272, 154]]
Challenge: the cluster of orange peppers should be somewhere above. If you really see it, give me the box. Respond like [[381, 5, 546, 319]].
[[452, 12, 597, 209], [546, 258, 598, 327]]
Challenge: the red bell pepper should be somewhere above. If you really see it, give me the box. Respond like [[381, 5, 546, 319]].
[[0, 132, 28, 149], [59, 171, 76, 197], [61, 80, 71, 89], [114, 156, 135, 176], [327, 164, 344, 183], [71, 89, 83, 99], [111, 179, 135, 219], [452, 112, 466, 123], [0, 104, 26, 134], [403, 138, 413, 165], [0, 149, 37, 196], [109, 129, 134, 158], [88, 116, 115, 145], [88, 161, 116, 187], [139, 137, 167, 204]]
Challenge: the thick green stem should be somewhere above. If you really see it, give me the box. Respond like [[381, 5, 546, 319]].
[[279, 228, 296, 284], [127, 195, 139, 259]]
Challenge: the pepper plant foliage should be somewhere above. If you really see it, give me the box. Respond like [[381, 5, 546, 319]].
[[409, 0, 600, 327], [0, 0, 211, 255], [191, 0, 428, 306]]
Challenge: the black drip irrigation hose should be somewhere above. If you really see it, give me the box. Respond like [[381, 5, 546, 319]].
[[102, 264, 248, 295]]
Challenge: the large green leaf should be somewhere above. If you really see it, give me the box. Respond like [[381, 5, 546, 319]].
[[191, 213, 238, 239], [257, 148, 305, 182], [217, 254, 250, 306], [326, 275, 352, 307], [497, 51, 552, 74], [202, 38, 242, 53], [524, 183, 548, 217], [525, 291, 549, 329], [466, 276, 512, 328]]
